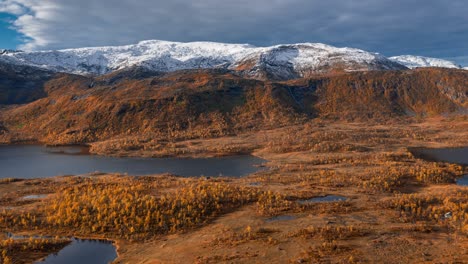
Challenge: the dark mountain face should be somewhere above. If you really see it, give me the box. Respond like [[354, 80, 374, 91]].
[[0, 67, 466, 144], [0, 62, 55, 105], [0, 69, 304, 143]]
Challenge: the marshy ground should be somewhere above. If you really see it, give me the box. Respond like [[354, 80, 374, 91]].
[[1, 117, 467, 263]]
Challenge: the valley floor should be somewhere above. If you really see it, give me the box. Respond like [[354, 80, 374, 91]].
[[1, 117, 467, 263]]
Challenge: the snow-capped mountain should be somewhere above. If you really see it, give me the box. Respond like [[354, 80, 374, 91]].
[[389, 55, 462, 69], [0, 49, 21, 55], [233, 43, 406, 79], [0, 40, 406, 79]]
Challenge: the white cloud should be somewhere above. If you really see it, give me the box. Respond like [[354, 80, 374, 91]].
[[0, 0, 27, 15], [0, 0, 467, 65]]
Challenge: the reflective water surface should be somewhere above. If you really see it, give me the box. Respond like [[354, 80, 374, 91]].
[[265, 215, 297, 222], [410, 147, 468, 165], [298, 195, 348, 204], [21, 194, 49, 200], [35, 238, 117, 264], [456, 175, 468, 186], [6, 233, 117, 264], [0, 145, 265, 179]]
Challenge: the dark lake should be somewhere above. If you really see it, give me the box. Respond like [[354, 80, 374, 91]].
[[35, 238, 117, 264], [6, 233, 117, 264], [457, 175, 468, 186], [0, 145, 265, 179], [410, 147, 468, 165], [410, 147, 467, 186]]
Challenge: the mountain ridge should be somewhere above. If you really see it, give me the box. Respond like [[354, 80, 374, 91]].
[[389, 55, 462, 69], [0, 67, 466, 145], [0, 40, 407, 80]]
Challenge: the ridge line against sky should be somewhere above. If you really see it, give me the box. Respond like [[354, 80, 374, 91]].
[[0, 0, 467, 66]]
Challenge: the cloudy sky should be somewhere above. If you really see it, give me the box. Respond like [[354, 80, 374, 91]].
[[0, 0, 467, 65]]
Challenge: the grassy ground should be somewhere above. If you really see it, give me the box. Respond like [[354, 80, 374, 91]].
[[0, 117, 467, 263]]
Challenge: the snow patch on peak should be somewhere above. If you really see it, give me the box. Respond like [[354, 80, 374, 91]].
[[0, 39, 406, 78], [389, 55, 461, 69], [234, 42, 405, 79]]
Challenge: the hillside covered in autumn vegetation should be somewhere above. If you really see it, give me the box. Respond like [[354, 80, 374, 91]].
[[0, 67, 466, 146], [0, 61, 467, 263]]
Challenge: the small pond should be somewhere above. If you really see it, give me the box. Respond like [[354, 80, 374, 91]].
[[35, 238, 117, 264], [265, 215, 297, 222], [410, 147, 468, 165], [298, 195, 348, 204], [6, 233, 117, 264], [456, 175, 468, 186], [22, 194, 49, 200]]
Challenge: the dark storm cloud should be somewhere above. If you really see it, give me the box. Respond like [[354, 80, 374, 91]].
[[1, 0, 467, 65]]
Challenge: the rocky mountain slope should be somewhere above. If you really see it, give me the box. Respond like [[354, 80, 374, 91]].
[[0, 40, 406, 80], [389, 55, 462, 69], [0, 40, 466, 144], [0, 61, 54, 104], [0, 67, 466, 144]]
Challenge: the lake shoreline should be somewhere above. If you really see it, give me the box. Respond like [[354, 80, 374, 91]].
[[0, 145, 266, 179], [408, 147, 468, 166], [1, 119, 467, 264]]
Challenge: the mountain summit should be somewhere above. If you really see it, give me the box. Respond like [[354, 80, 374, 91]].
[[0, 40, 406, 79], [389, 55, 462, 69]]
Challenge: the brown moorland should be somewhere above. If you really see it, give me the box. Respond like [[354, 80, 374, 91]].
[[0, 118, 467, 263], [0, 67, 467, 263]]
